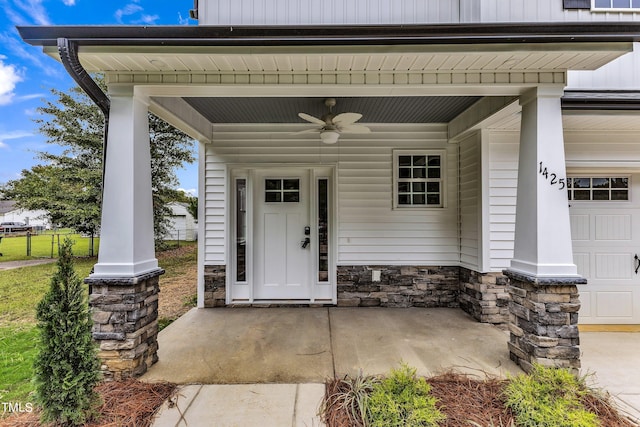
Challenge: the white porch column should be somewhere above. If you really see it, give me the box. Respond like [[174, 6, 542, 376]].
[[92, 86, 158, 278], [506, 86, 585, 374], [509, 86, 578, 278], [85, 86, 162, 379]]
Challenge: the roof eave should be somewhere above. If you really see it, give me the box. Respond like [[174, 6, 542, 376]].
[[17, 22, 640, 47]]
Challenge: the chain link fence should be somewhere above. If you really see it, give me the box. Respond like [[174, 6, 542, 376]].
[[0, 230, 99, 260]]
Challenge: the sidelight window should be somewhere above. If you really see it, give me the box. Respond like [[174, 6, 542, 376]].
[[235, 178, 247, 281], [318, 178, 329, 282]]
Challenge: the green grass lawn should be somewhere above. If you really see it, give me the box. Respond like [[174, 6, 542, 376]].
[[0, 326, 39, 403], [0, 243, 196, 405], [0, 233, 99, 261]]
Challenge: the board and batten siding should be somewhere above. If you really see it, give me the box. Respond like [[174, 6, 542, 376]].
[[203, 124, 460, 266], [568, 43, 640, 90], [458, 132, 482, 270], [198, 0, 462, 25], [479, 0, 640, 22], [197, 0, 640, 26]]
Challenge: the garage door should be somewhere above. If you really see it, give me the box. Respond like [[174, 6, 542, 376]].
[[570, 174, 640, 324]]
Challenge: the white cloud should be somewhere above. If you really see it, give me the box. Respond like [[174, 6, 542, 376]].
[[11, 0, 51, 25], [0, 32, 62, 78], [178, 12, 189, 25], [16, 93, 44, 102], [138, 14, 159, 25], [114, 3, 143, 23], [0, 130, 32, 149], [62, 0, 75, 5], [0, 57, 23, 106]]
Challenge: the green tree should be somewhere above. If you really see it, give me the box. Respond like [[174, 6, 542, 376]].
[[1, 76, 195, 243], [34, 238, 101, 425]]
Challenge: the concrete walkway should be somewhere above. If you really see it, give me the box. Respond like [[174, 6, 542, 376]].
[[581, 332, 640, 423], [0, 258, 56, 270], [148, 308, 640, 426]]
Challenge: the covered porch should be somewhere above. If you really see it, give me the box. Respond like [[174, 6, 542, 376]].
[[17, 23, 640, 381], [143, 307, 521, 384]]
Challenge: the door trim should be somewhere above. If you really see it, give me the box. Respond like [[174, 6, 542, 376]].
[[227, 164, 336, 304]]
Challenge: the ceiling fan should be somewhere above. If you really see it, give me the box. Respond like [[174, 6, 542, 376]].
[[296, 98, 371, 144]]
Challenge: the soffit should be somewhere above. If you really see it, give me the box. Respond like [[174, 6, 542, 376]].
[[181, 96, 482, 124], [69, 47, 626, 74]]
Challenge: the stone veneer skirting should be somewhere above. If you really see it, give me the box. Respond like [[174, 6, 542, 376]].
[[337, 265, 460, 308], [202, 264, 509, 327], [505, 270, 585, 374], [204, 265, 226, 307], [85, 269, 163, 380]]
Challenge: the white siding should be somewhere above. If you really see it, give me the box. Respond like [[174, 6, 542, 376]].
[[204, 152, 227, 264], [198, 0, 640, 25], [568, 43, 640, 90], [488, 132, 519, 271], [479, 0, 640, 22], [199, 0, 461, 25], [204, 124, 459, 266], [459, 132, 481, 270], [486, 128, 640, 272]]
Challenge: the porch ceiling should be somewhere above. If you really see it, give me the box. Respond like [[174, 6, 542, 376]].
[[182, 96, 482, 123]]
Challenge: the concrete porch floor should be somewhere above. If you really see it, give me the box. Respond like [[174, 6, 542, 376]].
[[143, 307, 522, 384], [147, 307, 640, 426]]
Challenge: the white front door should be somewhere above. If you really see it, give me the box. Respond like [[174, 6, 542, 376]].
[[253, 169, 312, 300], [570, 174, 640, 324]]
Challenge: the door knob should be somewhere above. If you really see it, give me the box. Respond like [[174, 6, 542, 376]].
[[301, 237, 310, 249], [635, 254, 639, 275]]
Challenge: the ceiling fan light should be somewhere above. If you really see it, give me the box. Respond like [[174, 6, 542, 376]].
[[320, 130, 340, 144]]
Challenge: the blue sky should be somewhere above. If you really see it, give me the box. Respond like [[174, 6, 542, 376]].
[[0, 0, 198, 194]]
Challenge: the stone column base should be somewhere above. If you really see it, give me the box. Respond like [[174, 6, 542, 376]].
[[85, 269, 164, 380], [459, 268, 510, 326], [504, 269, 585, 374]]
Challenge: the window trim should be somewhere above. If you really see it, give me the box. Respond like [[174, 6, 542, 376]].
[[392, 149, 446, 209]]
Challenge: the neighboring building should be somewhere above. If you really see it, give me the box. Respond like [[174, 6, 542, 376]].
[[165, 202, 197, 242], [0, 201, 50, 229], [18, 0, 640, 378]]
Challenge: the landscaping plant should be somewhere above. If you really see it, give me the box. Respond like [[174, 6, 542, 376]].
[[320, 371, 380, 427], [33, 237, 101, 426], [504, 364, 600, 427], [367, 363, 445, 427]]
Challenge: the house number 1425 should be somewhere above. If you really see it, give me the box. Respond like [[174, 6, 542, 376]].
[[539, 162, 566, 190]]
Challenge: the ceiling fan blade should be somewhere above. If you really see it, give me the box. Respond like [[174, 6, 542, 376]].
[[298, 112, 326, 125], [292, 128, 321, 135], [339, 124, 371, 134], [332, 112, 362, 126]]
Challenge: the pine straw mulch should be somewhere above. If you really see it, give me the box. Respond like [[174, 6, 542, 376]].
[[0, 379, 176, 427], [322, 372, 638, 427]]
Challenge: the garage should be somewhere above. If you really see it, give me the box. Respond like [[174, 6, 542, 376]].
[[570, 173, 640, 324]]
